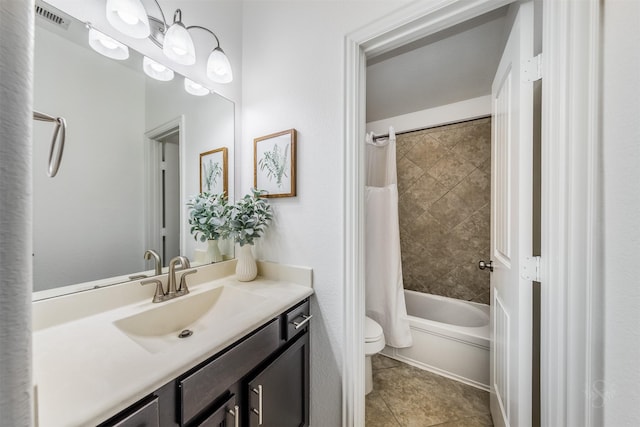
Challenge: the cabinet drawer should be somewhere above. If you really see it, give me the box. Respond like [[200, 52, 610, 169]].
[[103, 396, 159, 427], [284, 300, 311, 341], [179, 319, 280, 425]]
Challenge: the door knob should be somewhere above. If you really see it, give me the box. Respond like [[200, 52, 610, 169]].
[[478, 260, 494, 272]]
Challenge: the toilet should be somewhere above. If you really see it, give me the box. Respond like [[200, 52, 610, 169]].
[[365, 316, 386, 395]]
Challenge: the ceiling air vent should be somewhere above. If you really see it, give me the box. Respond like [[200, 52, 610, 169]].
[[35, 3, 71, 30]]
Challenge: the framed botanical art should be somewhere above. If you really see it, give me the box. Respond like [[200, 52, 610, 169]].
[[199, 147, 228, 195], [254, 129, 297, 198]]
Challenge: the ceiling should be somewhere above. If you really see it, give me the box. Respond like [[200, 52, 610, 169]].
[[366, 6, 509, 123]]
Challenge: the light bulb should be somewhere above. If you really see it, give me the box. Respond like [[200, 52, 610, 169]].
[[106, 0, 150, 39], [88, 28, 129, 60], [150, 62, 165, 72], [184, 78, 209, 96], [206, 48, 233, 83], [117, 9, 139, 25], [143, 56, 174, 81], [163, 22, 196, 65], [98, 37, 119, 50]]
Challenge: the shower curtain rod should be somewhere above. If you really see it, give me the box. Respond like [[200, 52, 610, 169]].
[[33, 110, 66, 177], [371, 126, 396, 141], [371, 114, 493, 140]]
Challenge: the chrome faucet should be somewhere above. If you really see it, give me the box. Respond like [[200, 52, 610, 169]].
[[144, 249, 162, 276], [141, 255, 197, 303]]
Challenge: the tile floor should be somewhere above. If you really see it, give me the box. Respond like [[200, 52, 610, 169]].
[[365, 355, 493, 427]]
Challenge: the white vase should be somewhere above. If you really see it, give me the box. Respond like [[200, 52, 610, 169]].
[[204, 239, 223, 263], [236, 244, 257, 282]]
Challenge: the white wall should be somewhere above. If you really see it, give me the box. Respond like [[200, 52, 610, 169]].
[[366, 95, 491, 135], [145, 77, 235, 261], [602, 0, 640, 424], [33, 25, 146, 291], [241, 1, 410, 424]]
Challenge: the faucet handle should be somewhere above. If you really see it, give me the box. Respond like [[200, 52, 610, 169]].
[[177, 269, 197, 296], [177, 255, 191, 270], [141, 278, 166, 303]]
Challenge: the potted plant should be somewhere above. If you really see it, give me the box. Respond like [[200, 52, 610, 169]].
[[187, 192, 230, 263], [228, 188, 273, 281]]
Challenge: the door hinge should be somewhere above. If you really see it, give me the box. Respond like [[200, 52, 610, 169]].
[[523, 54, 542, 82], [520, 256, 541, 282]]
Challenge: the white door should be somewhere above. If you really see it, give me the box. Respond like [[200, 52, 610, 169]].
[[488, 2, 534, 426], [163, 140, 180, 264]]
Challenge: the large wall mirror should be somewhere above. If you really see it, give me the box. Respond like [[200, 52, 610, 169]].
[[32, 1, 235, 299]]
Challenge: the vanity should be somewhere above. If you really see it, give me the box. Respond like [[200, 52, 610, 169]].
[[33, 261, 313, 427], [30, 3, 310, 425]]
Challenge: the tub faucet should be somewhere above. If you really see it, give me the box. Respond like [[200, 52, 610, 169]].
[[144, 249, 162, 276], [167, 255, 191, 297]]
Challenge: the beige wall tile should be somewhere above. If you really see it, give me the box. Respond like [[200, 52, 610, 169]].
[[397, 118, 491, 304]]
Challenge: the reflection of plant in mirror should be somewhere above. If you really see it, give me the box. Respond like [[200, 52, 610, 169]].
[[203, 160, 222, 192], [259, 143, 289, 188], [228, 188, 273, 246], [187, 192, 230, 241]]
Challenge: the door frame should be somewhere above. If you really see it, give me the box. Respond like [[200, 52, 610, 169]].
[[144, 116, 186, 261], [342, 0, 603, 425]]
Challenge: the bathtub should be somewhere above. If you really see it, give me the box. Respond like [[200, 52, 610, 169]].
[[380, 290, 490, 391]]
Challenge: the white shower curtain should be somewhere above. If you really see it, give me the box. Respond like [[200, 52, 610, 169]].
[[365, 128, 412, 348]]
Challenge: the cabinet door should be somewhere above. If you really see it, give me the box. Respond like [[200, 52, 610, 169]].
[[248, 333, 309, 427], [194, 394, 239, 427]]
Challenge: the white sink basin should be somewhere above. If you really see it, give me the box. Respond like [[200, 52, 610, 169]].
[[114, 286, 266, 353]]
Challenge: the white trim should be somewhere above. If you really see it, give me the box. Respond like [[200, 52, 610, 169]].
[[144, 116, 186, 258], [540, 1, 603, 426], [366, 95, 491, 136], [343, 1, 516, 425]]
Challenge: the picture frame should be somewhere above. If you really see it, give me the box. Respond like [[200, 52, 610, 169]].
[[254, 129, 297, 198], [199, 147, 228, 195]]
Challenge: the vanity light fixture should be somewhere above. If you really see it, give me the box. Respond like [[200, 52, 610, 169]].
[[143, 56, 174, 81], [184, 78, 210, 96], [105, 1, 233, 84], [190, 27, 234, 84], [163, 10, 196, 65], [105, 0, 150, 39], [87, 27, 129, 60]]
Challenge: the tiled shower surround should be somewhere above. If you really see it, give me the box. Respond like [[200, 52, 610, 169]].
[[396, 118, 491, 304]]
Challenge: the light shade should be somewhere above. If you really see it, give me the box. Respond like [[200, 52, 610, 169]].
[[88, 28, 129, 60], [163, 22, 196, 65], [206, 47, 233, 83], [143, 57, 174, 81], [106, 0, 150, 39], [184, 78, 209, 96]]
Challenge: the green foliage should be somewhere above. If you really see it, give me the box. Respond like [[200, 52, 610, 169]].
[[258, 143, 289, 188], [228, 188, 273, 246], [187, 192, 230, 241]]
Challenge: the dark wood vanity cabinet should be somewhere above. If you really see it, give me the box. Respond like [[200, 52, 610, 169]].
[[99, 299, 310, 427], [247, 331, 309, 427]]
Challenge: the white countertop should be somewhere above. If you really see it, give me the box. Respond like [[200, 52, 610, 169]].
[[33, 261, 313, 427]]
